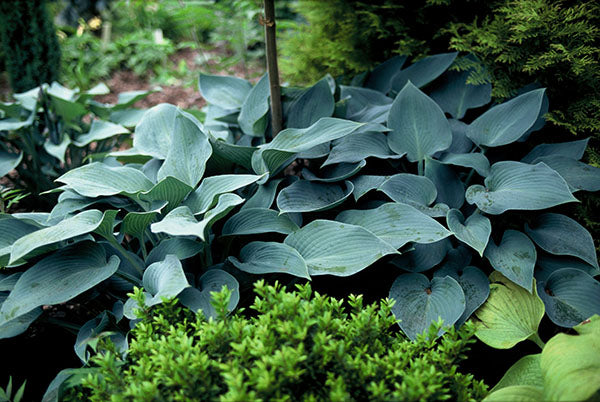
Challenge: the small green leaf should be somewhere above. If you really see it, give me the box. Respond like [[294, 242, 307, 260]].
[[474, 271, 545, 349]]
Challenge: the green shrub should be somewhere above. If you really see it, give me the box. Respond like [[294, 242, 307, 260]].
[[70, 282, 488, 401], [0, 0, 61, 93], [447, 0, 600, 136]]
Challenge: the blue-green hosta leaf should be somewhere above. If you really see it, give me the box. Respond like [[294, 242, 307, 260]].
[[365, 55, 407, 93], [43, 136, 70, 164], [143, 255, 189, 306], [485, 230, 536, 292], [391, 52, 458, 91], [109, 108, 147, 128], [115, 89, 156, 109], [277, 180, 353, 214], [521, 138, 589, 164], [56, 163, 154, 198], [379, 173, 437, 206], [238, 73, 269, 136], [538, 268, 600, 328], [0, 151, 22, 177], [439, 152, 490, 177], [122, 211, 157, 240], [447, 209, 491, 256], [209, 136, 256, 170], [466, 89, 545, 147], [0, 273, 21, 292], [133, 104, 178, 159], [0, 242, 119, 324], [252, 118, 370, 175], [198, 73, 252, 109], [350, 175, 388, 201], [430, 69, 492, 119], [286, 77, 334, 129], [525, 213, 598, 269], [73, 120, 129, 147], [491, 354, 543, 392], [447, 119, 474, 154], [91, 210, 119, 241], [138, 177, 194, 214], [387, 82, 452, 162], [296, 143, 331, 159], [156, 112, 212, 188], [434, 265, 490, 327], [0, 301, 41, 339], [0, 215, 38, 266], [284, 220, 398, 276], [178, 269, 239, 319], [474, 271, 545, 349], [222, 208, 299, 236], [389, 273, 465, 340], [9, 210, 106, 264], [425, 158, 464, 208], [241, 179, 282, 210], [185, 174, 264, 215], [465, 161, 577, 214], [336, 203, 451, 249], [146, 238, 203, 265], [323, 131, 403, 166], [197, 193, 244, 233], [302, 161, 366, 183], [532, 155, 600, 192], [75, 311, 126, 363], [535, 253, 600, 284], [340, 86, 393, 114], [229, 241, 309, 279], [390, 238, 452, 273]]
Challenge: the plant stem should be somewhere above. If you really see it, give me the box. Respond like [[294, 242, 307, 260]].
[[109, 237, 145, 275], [263, 0, 283, 136], [529, 332, 545, 350], [465, 169, 476, 186], [418, 159, 424, 176]]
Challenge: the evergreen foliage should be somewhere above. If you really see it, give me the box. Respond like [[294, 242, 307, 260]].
[[447, 0, 600, 136], [73, 282, 488, 401], [0, 0, 61, 93]]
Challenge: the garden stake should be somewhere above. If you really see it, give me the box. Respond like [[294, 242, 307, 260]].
[[263, 0, 283, 136]]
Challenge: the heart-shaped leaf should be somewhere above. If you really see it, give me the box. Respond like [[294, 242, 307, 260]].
[[467, 88, 545, 147], [198, 73, 252, 109], [286, 77, 334, 128], [284, 220, 397, 276], [133, 103, 178, 159], [474, 271, 545, 349], [277, 180, 353, 214], [485, 230, 536, 292], [434, 265, 490, 327], [447, 209, 491, 256], [537, 268, 600, 328], [387, 82, 452, 162], [465, 161, 577, 214], [525, 213, 598, 268], [222, 208, 299, 236], [336, 203, 451, 249], [0, 241, 119, 324], [229, 241, 309, 279], [389, 273, 465, 340]]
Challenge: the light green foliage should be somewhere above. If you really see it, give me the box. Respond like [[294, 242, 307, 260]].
[[447, 0, 600, 136], [73, 282, 488, 401], [0, 377, 26, 402]]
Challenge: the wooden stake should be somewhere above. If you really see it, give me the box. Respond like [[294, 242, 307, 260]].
[[263, 0, 283, 136]]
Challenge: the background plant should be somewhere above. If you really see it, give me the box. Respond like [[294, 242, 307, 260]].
[[59, 282, 488, 401]]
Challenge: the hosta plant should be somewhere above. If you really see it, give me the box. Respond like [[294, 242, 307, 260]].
[[0, 82, 153, 199], [0, 53, 599, 382]]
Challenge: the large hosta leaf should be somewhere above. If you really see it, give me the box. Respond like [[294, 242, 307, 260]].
[[447, 209, 491, 256], [430, 68, 492, 119], [238, 73, 269, 136], [139, 176, 193, 214], [336, 203, 451, 249], [185, 174, 264, 214], [156, 112, 212, 188], [491, 354, 543, 392], [434, 265, 490, 327], [73, 120, 129, 147], [198, 73, 252, 109], [465, 161, 577, 214], [467, 89, 545, 147], [286, 77, 334, 128], [532, 155, 600, 192], [390, 52, 458, 91], [387, 82, 452, 162], [425, 158, 464, 208], [302, 161, 365, 183], [439, 152, 490, 177], [525, 213, 598, 268], [146, 238, 203, 266], [365, 55, 407, 93], [277, 180, 353, 213], [390, 238, 452, 273], [133, 104, 178, 159], [229, 241, 309, 279], [178, 269, 239, 319], [535, 253, 600, 283], [485, 230, 536, 292], [323, 131, 402, 166], [379, 173, 437, 206], [284, 220, 397, 276], [0, 216, 39, 266], [521, 138, 589, 164], [474, 272, 545, 349], [9, 210, 106, 264], [389, 273, 465, 340], [0, 303, 41, 339], [0, 151, 22, 177], [541, 315, 600, 401], [537, 268, 600, 328], [222, 208, 299, 236], [0, 242, 119, 324], [483, 386, 544, 402], [56, 163, 154, 198]]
